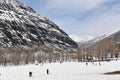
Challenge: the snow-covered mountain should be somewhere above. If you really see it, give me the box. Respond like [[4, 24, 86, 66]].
[[0, 0, 77, 49], [69, 34, 94, 43], [70, 34, 108, 48]]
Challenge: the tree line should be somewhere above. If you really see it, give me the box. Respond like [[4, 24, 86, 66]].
[[0, 38, 120, 66], [0, 45, 77, 66], [77, 38, 120, 62]]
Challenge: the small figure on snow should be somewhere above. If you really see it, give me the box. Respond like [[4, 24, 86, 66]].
[[39, 61, 44, 66], [60, 60, 62, 64], [47, 69, 49, 74], [99, 62, 101, 66], [29, 71, 33, 77]]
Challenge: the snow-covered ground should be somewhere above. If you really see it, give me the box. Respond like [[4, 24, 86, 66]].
[[0, 60, 120, 80]]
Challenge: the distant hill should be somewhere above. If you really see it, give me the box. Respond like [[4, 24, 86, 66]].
[[77, 31, 120, 62], [78, 34, 107, 48], [84, 31, 120, 60]]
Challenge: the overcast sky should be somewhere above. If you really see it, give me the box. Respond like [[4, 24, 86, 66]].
[[19, 0, 120, 37]]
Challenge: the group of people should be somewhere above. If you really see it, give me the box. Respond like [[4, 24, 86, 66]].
[[86, 62, 101, 66], [29, 69, 49, 77]]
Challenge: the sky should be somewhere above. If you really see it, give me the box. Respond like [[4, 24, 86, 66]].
[[19, 0, 120, 37]]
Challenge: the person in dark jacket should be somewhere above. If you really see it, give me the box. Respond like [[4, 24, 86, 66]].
[[29, 72, 32, 77], [47, 69, 49, 74]]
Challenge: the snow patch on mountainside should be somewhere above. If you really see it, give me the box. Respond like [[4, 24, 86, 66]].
[[70, 34, 94, 43]]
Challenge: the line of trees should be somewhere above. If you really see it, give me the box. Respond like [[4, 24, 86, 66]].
[[0, 45, 77, 66], [77, 38, 120, 62], [0, 38, 120, 66]]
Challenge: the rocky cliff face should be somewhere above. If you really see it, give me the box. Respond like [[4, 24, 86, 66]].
[[0, 0, 77, 49]]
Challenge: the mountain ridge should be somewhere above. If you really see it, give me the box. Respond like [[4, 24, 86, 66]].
[[0, 0, 77, 49]]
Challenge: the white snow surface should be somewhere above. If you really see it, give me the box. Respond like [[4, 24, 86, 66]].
[[0, 60, 120, 80]]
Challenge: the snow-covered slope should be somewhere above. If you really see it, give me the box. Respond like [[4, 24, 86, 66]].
[[70, 34, 94, 43], [0, 0, 77, 48], [77, 34, 108, 48], [0, 60, 120, 80]]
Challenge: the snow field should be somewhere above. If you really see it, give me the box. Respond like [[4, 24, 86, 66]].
[[0, 60, 120, 80]]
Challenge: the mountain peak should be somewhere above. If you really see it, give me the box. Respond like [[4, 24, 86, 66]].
[[69, 34, 94, 43], [0, 0, 77, 49]]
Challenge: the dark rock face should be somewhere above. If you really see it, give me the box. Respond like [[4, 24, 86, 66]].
[[0, 0, 77, 48]]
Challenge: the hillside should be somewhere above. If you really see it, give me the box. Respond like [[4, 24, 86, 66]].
[[0, 0, 77, 65], [77, 31, 120, 62], [0, 0, 77, 48]]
